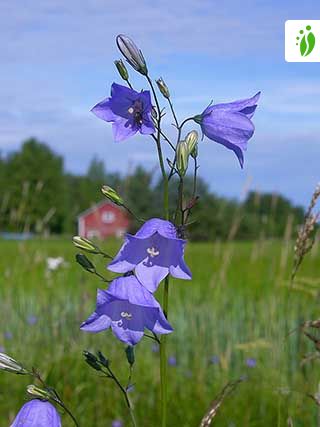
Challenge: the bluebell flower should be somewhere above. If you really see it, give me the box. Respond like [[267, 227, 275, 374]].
[[112, 420, 123, 427], [81, 275, 173, 346], [195, 92, 260, 168], [246, 357, 257, 368], [108, 218, 191, 293], [91, 83, 155, 142], [27, 315, 38, 325], [168, 356, 177, 366], [11, 399, 61, 427]]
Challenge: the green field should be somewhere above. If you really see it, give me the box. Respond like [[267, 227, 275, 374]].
[[0, 238, 319, 426]]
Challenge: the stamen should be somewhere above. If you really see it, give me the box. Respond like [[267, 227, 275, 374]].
[[147, 247, 160, 257], [121, 311, 133, 320]]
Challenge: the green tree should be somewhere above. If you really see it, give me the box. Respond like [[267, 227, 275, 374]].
[[2, 138, 66, 233]]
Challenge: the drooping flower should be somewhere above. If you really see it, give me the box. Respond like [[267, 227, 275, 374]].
[[80, 275, 173, 346], [195, 92, 260, 168], [108, 218, 192, 293], [91, 83, 155, 142], [11, 399, 61, 427]]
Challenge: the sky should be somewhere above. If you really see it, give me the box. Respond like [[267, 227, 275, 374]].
[[1, 0, 320, 207]]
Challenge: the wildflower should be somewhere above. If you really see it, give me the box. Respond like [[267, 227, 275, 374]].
[[194, 92, 260, 168], [80, 275, 173, 346], [246, 357, 257, 368], [116, 34, 148, 75], [108, 218, 192, 293], [4, 331, 13, 340], [112, 420, 123, 427], [210, 355, 220, 365], [27, 315, 38, 325], [91, 83, 155, 142], [46, 257, 64, 271], [11, 399, 61, 427], [168, 355, 177, 366]]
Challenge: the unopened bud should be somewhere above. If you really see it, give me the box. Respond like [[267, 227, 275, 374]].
[[101, 185, 124, 206], [185, 130, 198, 156], [176, 141, 189, 176], [114, 59, 129, 81], [75, 254, 96, 274], [97, 351, 109, 368], [83, 351, 102, 371], [156, 78, 170, 99], [116, 34, 148, 76], [125, 346, 135, 366], [191, 144, 198, 159], [73, 236, 100, 254], [0, 353, 28, 375], [27, 385, 52, 400]]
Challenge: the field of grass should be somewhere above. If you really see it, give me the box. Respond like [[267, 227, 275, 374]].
[[0, 237, 320, 426]]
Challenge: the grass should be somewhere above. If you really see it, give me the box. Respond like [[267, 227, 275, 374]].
[[0, 237, 320, 426]]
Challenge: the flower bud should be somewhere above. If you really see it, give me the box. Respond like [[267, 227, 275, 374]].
[[101, 185, 124, 206], [114, 59, 129, 81], [125, 346, 135, 366], [75, 253, 96, 274], [185, 130, 198, 155], [83, 351, 102, 371], [27, 385, 52, 400], [176, 141, 189, 177], [116, 34, 148, 76], [0, 352, 28, 375], [156, 78, 170, 99], [73, 236, 100, 254], [97, 351, 109, 368]]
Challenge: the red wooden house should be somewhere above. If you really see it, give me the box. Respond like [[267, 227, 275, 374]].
[[77, 201, 130, 239]]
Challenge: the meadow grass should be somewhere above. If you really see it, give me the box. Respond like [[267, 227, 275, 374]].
[[0, 238, 319, 426]]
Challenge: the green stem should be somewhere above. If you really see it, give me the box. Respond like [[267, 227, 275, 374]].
[[105, 367, 137, 427], [160, 276, 169, 427], [146, 74, 171, 427]]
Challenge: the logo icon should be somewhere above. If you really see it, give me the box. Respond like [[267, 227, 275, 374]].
[[285, 20, 320, 62], [296, 25, 316, 56]]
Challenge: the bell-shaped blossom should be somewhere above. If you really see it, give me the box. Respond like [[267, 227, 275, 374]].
[[80, 275, 173, 346], [196, 92, 260, 168], [108, 218, 192, 293], [11, 399, 61, 427], [91, 83, 155, 142]]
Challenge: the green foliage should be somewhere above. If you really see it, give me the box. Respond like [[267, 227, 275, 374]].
[[0, 139, 305, 240], [0, 239, 319, 426]]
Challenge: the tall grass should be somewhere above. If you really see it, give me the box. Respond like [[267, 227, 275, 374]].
[[0, 238, 319, 426]]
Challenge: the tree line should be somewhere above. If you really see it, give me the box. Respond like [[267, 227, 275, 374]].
[[0, 138, 305, 240]]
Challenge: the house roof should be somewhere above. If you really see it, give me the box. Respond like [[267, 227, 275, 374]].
[[77, 200, 126, 219]]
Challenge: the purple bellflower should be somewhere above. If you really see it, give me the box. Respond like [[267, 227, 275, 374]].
[[11, 399, 61, 427], [195, 92, 260, 168], [91, 83, 155, 142], [108, 218, 192, 293], [80, 275, 173, 346]]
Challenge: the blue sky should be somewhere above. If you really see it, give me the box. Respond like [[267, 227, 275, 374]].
[[1, 0, 320, 206]]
